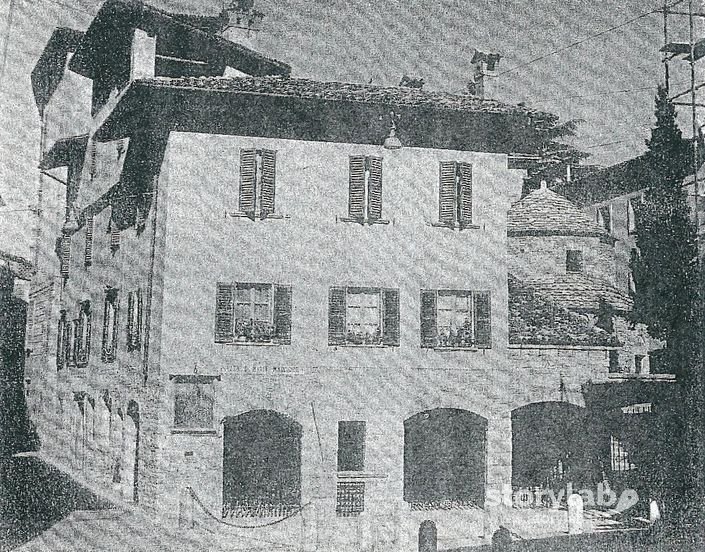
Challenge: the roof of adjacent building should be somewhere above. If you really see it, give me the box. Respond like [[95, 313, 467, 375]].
[[523, 273, 633, 312], [94, 76, 559, 154], [508, 274, 618, 347], [68, 0, 290, 80], [0, 250, 34, 281], [31, 27, 85, 113], [507, 183, 611, 239], [40, 134, 89, 170]]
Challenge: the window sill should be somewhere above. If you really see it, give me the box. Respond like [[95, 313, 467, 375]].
[[428, 222, 481, 230], [216, 340, 288, 346], [432, 346, 483, 352], [330, 343, 395, 348], [171, 428, 218, 435], [337, 216, 391, 225], [226, 211, 289, 220], [337, 471, 388, 480]]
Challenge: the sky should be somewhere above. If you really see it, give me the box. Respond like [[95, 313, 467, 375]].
[[0, 0, 701, 258]]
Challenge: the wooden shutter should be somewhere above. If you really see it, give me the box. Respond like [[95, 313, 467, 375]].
[[109, 221, 120, 251], [348, 156, 366, 220], [457, 162, 473, 226], [328, 286, 347, 345], [474, 292, 491, 348], [56, 311, 67, 370], [420, 290, 438, 348], [136, 289, 142, 349], [78, 302, 91, 365], [84, 215, 94, 266], [439, 161, 457, 225], [215, 283, 234, 343], [382, 288, 400, 347], [239, 149, 257, 218], [60, 235, 71, 278], [127, 291, 135, 351], [273, 285, 292, 345], [367, 157, 383, 222], [259, 149, 276, 218]]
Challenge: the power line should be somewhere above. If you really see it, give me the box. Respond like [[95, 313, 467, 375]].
[[495, 0, 687, 78]]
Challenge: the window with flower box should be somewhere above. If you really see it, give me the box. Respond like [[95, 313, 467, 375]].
[[215, 283, 292, 344], [328, 286, 399, 347], [420, 290, 491, 349]]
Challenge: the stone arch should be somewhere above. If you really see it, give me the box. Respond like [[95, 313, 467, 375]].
[[511, 401, 590, 492], [222, 409, 302, 518], [403, 408, 488, 509]]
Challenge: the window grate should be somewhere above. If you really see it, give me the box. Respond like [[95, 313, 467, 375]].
[[336, 481, 365, 517]]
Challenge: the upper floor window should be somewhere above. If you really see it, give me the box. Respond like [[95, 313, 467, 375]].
[[566, 250, 583, 273], [438, 161, 473, 229], [68, 319, 78, 365], [102, 288, 119, 362], [347, 156, 384, 224], [126, 289, 143, 352], [172, 375, 218, 432], [239, 149, 277, 219], [59, 235, 71, 279], [56, 310, 67, 370], [328, 286, 400, 347], [596, 205, 612, 233], [84, 215, 94, 267], [420, 290, 491, 349], [76, 301, 91, 366], [337, 421, 366, 471], [215, 282, 292, 344]]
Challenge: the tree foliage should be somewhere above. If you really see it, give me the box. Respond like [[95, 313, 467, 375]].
[[630, 85, 699, 352]]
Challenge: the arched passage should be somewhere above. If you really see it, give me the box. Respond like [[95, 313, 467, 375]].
[[511, 401, 589, 492], [404, 408, 487, 509], [222, 410, 302, 518]]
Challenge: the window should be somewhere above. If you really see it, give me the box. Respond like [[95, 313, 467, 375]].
[[596, 205, 612, 233], [347, 156, 384, 224], [215, 282, 291, 344], [60, 235, 71, 278], [627, 198, 637, 234], [76, 301, 91, 366], [337, 421, 366, 471], [102, 288, 119, 362], [608, 350, 620, 373], [172, 375, 217, 431], [126, 290, 142, 352], [610, 435, 636, 472], [328, 287, 399, 346], [438, 161, 473, 228], [67, 319, 78, 365], [566, 250, 583, 273], [56, 311, 67, 370], [84, 215, 94, 266], [239, 148, 277, 219], [634, 354, 645, 374], [420, 290, 491, 349], [109, 221, 120, 252]]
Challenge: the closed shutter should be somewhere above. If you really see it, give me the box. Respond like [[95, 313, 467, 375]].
[[420, 290, 438, 348], [260, 149, 276, 218], [382, 288, 400, 347], [328, 286, 347, 345], [367, 157, 383, 222], [78, 303, 91, 365], [127, 291, 135, 350], [57, 311, 67, 370], [215, 283, 234, 343], [136, 289, 142, 350], [273, 285, 292, 344], [84, 215, 94, 266], [348, 156, 366, 220], [457, 162, 473, 226], [60, 235, 71, 278], [474, 292, 491, 348], [239, 149, 257, 218], [109, 222, 120, 251], [439, 161, 456, 225]]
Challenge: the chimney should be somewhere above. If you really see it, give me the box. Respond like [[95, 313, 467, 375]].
[[220, 0, 264, 49]]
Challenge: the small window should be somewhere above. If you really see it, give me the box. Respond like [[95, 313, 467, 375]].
[[420, 290, 491, 349], [76, 301, 91, 366], [596, 205, 612, 233], [239, 148, 277, 219], [102, 288, 119, 362], [60, 235, 71, 278], [173, 380, 215, 431], [126, 290, 143, 352], [608, 350, 620, 373], [610, 435, 636, 472], [328, 287, 400, 347], [438, 161, 473, 228], [337, 421, 366, 472], [67, 319, 78, 365], [347, 156, 384, 224], [215, 282, 292, 344], [566, 250, 583, 273], [337, 481, 365, 517]]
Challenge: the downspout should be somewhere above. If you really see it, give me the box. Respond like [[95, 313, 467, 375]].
[[143, 171, 159, 385]]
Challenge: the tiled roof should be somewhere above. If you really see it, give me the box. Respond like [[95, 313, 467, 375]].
[[509, 274, 618, 347], [507, 184, 610, 238], [143, 76, 555, 119], [0, 250, 34, 281], [523, 273, 633, 312]]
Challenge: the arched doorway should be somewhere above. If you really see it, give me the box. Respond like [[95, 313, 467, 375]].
[[222, 410, 302, 518], [511, 402, 589, 495], [124, 401, 140, 503], [404, 408, 487, 509]]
